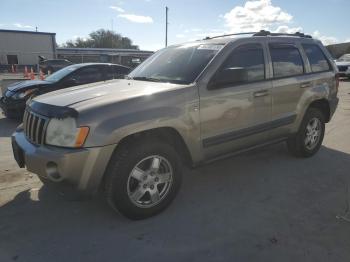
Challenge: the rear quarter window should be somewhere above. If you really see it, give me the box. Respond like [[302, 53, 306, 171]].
[[269, 44, 304, 78], [302, 44, 331, 73]]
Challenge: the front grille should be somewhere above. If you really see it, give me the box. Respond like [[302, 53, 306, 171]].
[[338, 66, 348, 72], [23, 109, 49, 145]]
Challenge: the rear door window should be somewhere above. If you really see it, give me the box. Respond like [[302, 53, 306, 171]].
[[105, 65, 130, 80], [70, 67, 103, 84], [269, 44, 304, 78], [302, 44, 331, 72]]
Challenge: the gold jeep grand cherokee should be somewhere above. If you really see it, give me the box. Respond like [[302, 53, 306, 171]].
[[12, 31, 339, 219]]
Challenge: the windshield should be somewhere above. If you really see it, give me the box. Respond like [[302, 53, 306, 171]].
[[338, 54, 350, 62], [129, 43, 223, 84], [45, 65, 80, 82]]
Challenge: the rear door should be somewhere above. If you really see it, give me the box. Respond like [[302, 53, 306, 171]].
[[200, 42, 272, 159], [267, 42, 308, 139]]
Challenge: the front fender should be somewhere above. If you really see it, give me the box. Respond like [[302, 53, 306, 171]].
[[80, 87, 202, 163]]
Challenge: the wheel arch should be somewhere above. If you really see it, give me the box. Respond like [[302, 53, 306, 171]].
[[116, 127, 193, 167], [308, 99, 331, 123]]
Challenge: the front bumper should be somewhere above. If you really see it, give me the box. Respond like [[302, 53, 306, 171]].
[[0, 96, 26, 118], [12, 130, 116, 194]]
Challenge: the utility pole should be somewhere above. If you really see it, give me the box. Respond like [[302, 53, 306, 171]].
[[165, 6, 169, 47]]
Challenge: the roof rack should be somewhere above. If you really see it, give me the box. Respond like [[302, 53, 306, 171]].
[[203, 32, 257, 40], [253, 30, 312, 38]]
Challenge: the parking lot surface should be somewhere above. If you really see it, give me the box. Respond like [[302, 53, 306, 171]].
[[1, 81, 350, 262]]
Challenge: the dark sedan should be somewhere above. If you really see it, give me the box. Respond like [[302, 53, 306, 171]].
[[0, 63, 131, 118], [39, 59, 73, 74]]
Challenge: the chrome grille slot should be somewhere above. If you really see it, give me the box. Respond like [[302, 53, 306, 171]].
[[23, 109, 48, 145]]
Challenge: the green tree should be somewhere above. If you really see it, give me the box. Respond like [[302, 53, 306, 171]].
[[63, 29, 139, 49]]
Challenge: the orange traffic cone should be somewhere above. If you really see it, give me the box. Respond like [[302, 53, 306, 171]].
[[30, 67, 35, 80], [39, 70, 45, 80], [24, 66, 29, 78]]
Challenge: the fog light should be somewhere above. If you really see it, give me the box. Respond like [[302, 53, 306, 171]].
[[46, 162, 63, 182]]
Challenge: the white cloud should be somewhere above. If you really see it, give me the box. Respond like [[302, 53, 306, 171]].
[[176, 34, 185, 38], [109, 5, 125, 13], [312, 30, 338, 45], [221, 0, 340, 46], [195, 31, 226, 39], [345, 38, 350, 43], [13, 23, 33, 29], [223, 0, 292, 33], [118, 13, 153, 23], [273, 25, 303, 34]]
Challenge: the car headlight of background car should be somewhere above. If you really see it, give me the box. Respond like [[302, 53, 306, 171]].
[[11, 89, 37, 100], [45, 117, 89, 148]]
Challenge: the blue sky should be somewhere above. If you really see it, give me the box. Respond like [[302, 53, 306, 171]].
[[0, 0, 349, 50]]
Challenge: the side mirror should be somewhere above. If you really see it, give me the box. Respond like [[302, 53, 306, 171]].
[[209, 67, 247, 89]]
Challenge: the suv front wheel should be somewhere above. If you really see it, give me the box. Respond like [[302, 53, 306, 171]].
[[287, 107, 325, 158], [104, 140, 182, 220]]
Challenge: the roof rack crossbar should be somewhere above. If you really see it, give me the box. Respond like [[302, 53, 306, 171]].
[[203, 32, 257, 40], [253, 30, 312, 38]]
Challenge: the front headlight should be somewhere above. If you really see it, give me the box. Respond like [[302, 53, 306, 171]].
[[45, 117, 89, 148], [12, 89, 36, 100]]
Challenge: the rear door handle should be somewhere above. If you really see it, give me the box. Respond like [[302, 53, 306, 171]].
[[300, 82, 312, 88], [253, 90, 269, 97]]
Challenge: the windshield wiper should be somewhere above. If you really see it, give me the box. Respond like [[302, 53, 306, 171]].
[[131, 76, 164, 82]]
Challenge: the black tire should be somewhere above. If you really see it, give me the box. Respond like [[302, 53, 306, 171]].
[[104, 139, 182, 220], [287, 107, 325, 158]]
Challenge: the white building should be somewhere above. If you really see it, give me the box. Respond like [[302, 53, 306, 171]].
[[0, 29, 56, 67]]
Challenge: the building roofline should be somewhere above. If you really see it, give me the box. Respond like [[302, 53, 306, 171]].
[[56, 47, 154, 53], [0, 29, 56, 35]]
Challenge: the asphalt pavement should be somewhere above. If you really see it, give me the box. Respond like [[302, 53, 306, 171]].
[[1, 81, 350, 262]]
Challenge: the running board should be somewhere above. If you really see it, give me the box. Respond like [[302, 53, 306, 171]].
[[201, 137, 288, 166]]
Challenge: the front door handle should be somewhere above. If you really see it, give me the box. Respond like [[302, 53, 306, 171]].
[[253, 90, 269, 98], [300, 82, 312, 88]]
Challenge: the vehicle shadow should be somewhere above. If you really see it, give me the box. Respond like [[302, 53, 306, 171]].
[[0, 116, 21, 137], [1, 144, 350, 261]]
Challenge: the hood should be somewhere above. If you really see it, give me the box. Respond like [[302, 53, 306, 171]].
[[7, 80, 51, 92], [34, 79, 187, 109], [335, 61, 350, 66]]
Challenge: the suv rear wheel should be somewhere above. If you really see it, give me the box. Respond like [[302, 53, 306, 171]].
[[287, 107, 325, 158], [104, 140, 182, 220]]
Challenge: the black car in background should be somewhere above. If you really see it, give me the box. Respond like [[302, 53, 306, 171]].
[[0, 63, 131, 118], [39, 59, 73, 74]]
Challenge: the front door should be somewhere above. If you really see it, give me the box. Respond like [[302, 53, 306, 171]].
[[199, 43, 272, 159]]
